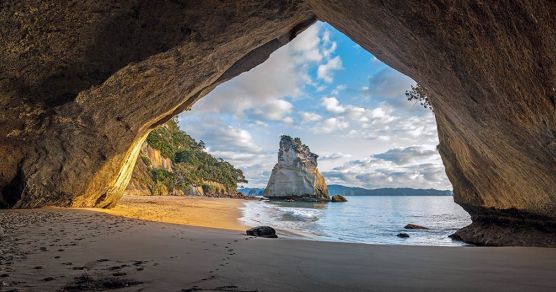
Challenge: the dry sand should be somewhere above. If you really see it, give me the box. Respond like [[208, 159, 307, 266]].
[[0, 201, 555, 291], [88, 195, 247, 231]]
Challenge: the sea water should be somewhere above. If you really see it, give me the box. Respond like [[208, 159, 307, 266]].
[[240, 196, 472, 246]]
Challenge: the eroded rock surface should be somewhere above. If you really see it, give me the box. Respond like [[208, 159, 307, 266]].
[[0, 0, 315, 208], [264, 136, 328, 201], [307, 0, 556, 246], [0, 1, 555, 245]]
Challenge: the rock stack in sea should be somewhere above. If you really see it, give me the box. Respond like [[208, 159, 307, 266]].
[[264, 136, 328, 201]]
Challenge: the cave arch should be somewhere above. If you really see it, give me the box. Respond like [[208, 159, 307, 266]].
[[1, 1, 554, 245]]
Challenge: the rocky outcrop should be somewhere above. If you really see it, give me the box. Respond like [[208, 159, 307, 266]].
[[404, 224, 428, 230], [246, 226, 278, 238], [183, 186, 204, 197], [1, 1, 555, 245], [450, 221, 556, 247], [140, 144, 172, 172], [264, 136, 328, 201], [125, 143, 176, 197], [330, 195, 347, 202]]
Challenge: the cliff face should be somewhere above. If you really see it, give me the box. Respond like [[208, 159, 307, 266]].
[[125, 143, 176, 197], [1, 1, 555, 245], [125, 119, 248, 198], [264, 136, 328, 201]]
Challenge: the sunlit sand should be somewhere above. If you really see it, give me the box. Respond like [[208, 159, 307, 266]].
[[88, 195, 248, 231]]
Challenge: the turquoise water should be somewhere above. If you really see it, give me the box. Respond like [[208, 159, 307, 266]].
[[240, 196, 472, 246]]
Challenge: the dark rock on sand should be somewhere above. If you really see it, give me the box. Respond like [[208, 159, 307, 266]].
[[404, 224, 428, 230], [330, 195, 347, 202], [397, 233, 410, 238], [246, 226, 278, 238]]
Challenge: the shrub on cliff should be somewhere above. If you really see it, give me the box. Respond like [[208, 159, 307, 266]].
[[406, 83, 432, 110]]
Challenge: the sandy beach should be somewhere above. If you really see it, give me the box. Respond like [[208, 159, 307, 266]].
[[1, 199, 555, 291], [88, 195, 248, 231]]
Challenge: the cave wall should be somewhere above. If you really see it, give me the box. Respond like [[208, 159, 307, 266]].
[[1, 0, 555, 244], [0, 0, 315, 207], [307, 1, 556, 244]]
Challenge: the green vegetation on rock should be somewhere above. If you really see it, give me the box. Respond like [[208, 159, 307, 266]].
[[143, 118, 247, 194], [405, 83, 432, 110]]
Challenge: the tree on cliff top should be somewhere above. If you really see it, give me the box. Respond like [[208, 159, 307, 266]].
[[406, 84, 432, 110]]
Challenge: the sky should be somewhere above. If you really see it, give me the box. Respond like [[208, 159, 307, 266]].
[[178, 22, 452, 190]]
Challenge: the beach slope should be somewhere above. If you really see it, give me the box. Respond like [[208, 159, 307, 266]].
[[1, 208, 555, 291]]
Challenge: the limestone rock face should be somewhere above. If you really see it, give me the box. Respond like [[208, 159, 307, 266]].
[[264, 136, 328, 201], [141, 144, 172, 172], [125, 143, 175, 197]]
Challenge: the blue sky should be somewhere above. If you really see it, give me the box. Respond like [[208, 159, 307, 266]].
[[178, 22, 451, 190]]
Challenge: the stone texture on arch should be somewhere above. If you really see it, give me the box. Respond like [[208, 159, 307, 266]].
[[0, 0, 316, 208], [1, 1, 555, 245]]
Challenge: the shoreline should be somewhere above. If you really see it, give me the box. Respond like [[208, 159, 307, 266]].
[[1, 207, 555, 291]]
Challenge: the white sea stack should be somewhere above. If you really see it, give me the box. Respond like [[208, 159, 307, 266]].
[[264, 136, 328, 201]]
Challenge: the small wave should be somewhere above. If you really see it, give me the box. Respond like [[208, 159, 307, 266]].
[[281, 209, 320, 222]]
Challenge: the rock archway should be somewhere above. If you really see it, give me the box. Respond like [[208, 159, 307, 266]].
[[1, 1, 554, 245]]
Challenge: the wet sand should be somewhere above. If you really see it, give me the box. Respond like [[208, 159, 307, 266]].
[[88, 195, 247, 231], [1, 208, 555, 291]]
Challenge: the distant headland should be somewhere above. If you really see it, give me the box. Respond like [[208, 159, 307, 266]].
[[239, 185, 452, 197]]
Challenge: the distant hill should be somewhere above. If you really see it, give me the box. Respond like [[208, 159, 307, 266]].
[[327, 184, 452, 196], [237, 187, 264, 196], [238, 185, 452, 197]]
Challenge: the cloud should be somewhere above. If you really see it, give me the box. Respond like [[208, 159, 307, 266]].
[[322, 146, 450, 189], [320, 117, 349, 133], [319, 152, 352, 161], [373, 146, 438, 165], [321, 96, 345, 113], [317, 56, 342, 83], [204, 127, 261, 154], [358, 66, 430, 113], [179, 118, 261, 154], [299, 112, 322, 122], [188, 24, 325, 124], [249, 99, 293, 122], [365, 67, 415, 99], [186, 23, 344, 127], [310, 96, 438, 144]]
